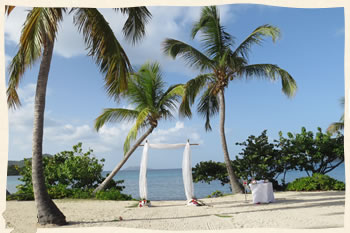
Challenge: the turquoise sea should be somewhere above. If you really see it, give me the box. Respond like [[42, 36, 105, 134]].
[[6, 163, 345, 200]]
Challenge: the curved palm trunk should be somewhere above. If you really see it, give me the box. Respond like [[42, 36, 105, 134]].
[[93, 126, 155, 195], [32, 38, 66, 225], [218, 90, 243, 194]]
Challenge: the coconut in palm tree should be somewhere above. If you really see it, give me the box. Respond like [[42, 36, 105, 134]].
[[93, 62, 184, 194], [162, 6, 297, 194]]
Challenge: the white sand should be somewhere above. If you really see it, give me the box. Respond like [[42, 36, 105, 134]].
[[3, 191, 345, 233]]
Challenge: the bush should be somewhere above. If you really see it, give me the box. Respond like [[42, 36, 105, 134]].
[[286, 173, 345, 191], [207, 190, 224, 198], [95, 188, 132, 200], [7, 143, 130, 201]]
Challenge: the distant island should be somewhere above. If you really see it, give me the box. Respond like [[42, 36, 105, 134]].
[[7, 154, 52, 176], [122, 166, 155, 171]]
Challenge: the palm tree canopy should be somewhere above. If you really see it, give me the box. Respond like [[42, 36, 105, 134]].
[[163, 5, 297, 130], [94, 62, 185, 153], [327, 96, 344, 134], [7, 7, 151, 109]]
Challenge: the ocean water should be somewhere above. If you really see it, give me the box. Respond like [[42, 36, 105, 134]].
[[6, 163, 345, 200]]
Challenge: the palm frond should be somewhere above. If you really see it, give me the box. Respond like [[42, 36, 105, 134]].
[[327, 122, 344, 134], [241, 64, 297, 97], [179, 74, 212, 118], [163, 39, 214, 72], [5, 5, 15, 15], [123, 108, 150, 153], [197, 84, 219, 131], [116, 7, 152, 45], [7, 8, 64, 109], [126, 62, 164, 111], [191, 6, 234, 60], [73, 8, 132, 98], [157, 84, 185, 114], [233, 24, 280, 60], [21, 8, 64, 52], [94, 108, 140, 131]]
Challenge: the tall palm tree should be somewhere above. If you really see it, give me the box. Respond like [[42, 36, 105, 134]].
[[327, 97, 344, 134], [6, 6, 151, 225], [163, 6, 297, 194], [92, 62, 184, 194]]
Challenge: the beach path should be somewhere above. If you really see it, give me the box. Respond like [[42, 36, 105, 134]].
[[3, 191, 345, 232]]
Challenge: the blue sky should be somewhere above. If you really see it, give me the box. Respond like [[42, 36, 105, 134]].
[[5, 4, 344, 171]]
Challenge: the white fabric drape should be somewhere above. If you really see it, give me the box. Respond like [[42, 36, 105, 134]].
[[139, 141, 194, 201], [182, 142, 194, 201], [139, 142, 149, 200]]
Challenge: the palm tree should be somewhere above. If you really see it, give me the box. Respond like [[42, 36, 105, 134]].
[[327, 97, 344, 134], [6, 6, 151, 225], [162, 6, 297, 194], [92, 62, 184, 194]]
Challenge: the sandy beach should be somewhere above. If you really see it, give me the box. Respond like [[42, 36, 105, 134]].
[[3, 191, 345, 233]]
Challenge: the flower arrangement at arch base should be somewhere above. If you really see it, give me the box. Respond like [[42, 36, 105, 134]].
[[187, 198, 205, 206], [138, 198, 151, 207]]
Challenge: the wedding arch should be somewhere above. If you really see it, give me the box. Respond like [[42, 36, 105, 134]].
[[138, 140, 199, 206]]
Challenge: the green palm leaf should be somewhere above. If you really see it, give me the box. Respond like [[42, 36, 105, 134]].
[[179, 74, 212, 118], [191, 6, 234, 59], [123, 108, 150, 153], [7, 8, 64, 109], [163, 39, 214, 72], [327, 96, 344, 134], [327, 122, 344, 134], [233, 24, 280, 60], [241, 64, 297, 97], [94, 108, 140, 131], [116, 7, 152, 45], [197, 85, 219, 131], [73, 8, 132, 98]]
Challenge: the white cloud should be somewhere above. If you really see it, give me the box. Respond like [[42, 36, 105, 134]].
[[4, 7, 30, 45], [148, 121, 202, 144], [8, 84, 202, 165], [53, 12, 86, 58], [4, 6, 239, 79]]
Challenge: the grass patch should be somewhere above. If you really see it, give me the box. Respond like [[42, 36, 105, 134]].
[[126, 202, 139, 208], [214, 214, 232, 218]]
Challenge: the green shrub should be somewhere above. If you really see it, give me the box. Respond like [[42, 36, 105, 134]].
[[95, 188, 132, 200], [8, 143, 130, 201], [286, 173, 345, 191], [207, 190, 224, 198]]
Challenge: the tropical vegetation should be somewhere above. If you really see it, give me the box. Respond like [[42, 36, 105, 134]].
[[286, 173, 345, 191], [192, 127, 344, 190], [6, 5, 151, 225], [7, 143, 132, 201], [327, 97, 344, 134], [92, 62, 184, 194], [163, 6, 297, 194]]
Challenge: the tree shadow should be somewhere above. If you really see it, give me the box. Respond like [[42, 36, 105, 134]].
[[64, 194, 345, 228]]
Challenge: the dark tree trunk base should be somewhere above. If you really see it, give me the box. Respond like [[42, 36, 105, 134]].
[[37, 200, 67, 226]]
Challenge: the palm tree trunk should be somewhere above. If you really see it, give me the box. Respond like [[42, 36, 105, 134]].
[[218, 90, 243, 194], [32, 37, 66, 225], [93, 126, 155, 195]]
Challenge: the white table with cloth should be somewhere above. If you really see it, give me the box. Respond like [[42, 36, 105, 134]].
[[249, 182, 275, 204]]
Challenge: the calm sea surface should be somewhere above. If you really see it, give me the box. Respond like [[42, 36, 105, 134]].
[[7, 163, 345, 200]]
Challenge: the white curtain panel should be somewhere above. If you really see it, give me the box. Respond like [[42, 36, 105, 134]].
[[139, 142, 149, 200], [182, 142, 194, 201], [139, 141, 194, 201]]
